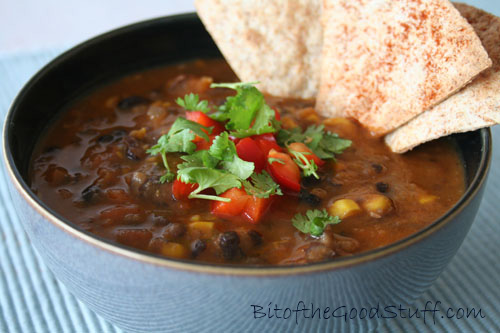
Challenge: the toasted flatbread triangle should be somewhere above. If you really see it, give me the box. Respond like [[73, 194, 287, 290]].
[[386, 3, 500, 153], [316, 0, 491, 136], [195, 0, 322, 99]]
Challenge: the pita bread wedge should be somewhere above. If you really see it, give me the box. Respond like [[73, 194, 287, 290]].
[[195, 0, 322, 99], [316, 0, 491, 136], [386, 3, 500, 153]]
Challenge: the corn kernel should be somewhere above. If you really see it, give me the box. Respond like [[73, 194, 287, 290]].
[[419, 194, 438, 204], [130, 127, 146, 140], [328, 199, 362, 219], [281, 116, 299, 129], [362, 194, 393, 218], [188, 221, 214, 239], [160, 242, 188, 259]]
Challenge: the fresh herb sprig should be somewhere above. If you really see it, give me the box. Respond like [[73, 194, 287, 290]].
[[176, 93, 210, 113], [147, 117, 211, 183], [242, 171, 282, 198], [277, 125, 351, 161], [292, 209, 340, 237], [210, 82, 279, 138], [287, 148, 319, 179]]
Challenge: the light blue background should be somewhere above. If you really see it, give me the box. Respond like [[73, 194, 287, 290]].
[[0, 1, 499, 332]]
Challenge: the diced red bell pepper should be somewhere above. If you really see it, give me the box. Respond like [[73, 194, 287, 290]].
[[211, 187, 272, 224], [253, 133, 282, 156], [186, 111, 225, 137], [272, 107, 281, 121], [195, 134, 216, 151], [172, 179, 198, 200], [267, 149, 301, 192], [211, 188, 250, 218], [287, 142, 324, 166], [236, 137, 266, 173], [243, 195, 273, 224]]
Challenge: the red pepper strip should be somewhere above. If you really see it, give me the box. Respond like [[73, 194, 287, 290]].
[[267, 148, 301, 192], [172, 179, 198, 200], [236, 137, 266, 173]]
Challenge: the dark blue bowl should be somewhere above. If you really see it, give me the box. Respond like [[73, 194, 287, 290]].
[[2, 13, 492, 332]]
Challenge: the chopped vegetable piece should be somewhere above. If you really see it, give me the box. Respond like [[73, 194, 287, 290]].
[[277, 124, 351, 160], [253, 133, 282, 156], [177, 167, 242, 202], [267, 149, 301, 192], [188, 221, 214, 239], [211, 188, 250, 217], [328, 199, 361, 219], [362, 194, 393, 218], [236, 137, 266, 172], [160, 242, 188, 259], [292, 209, 341, 237], [210, 82, 279, 138], [176, 93, 210, 113], [288, 142, 324, 166], [242, 171, 282, 198], [287, 147, 320, 179], [209, 132, 254, 180], [211, 187, 272, 224], [172, 179, 198, 201], [186, 111, 224, 136]]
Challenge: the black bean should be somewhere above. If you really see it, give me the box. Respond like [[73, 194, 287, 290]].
[[117, 96, 149, 110], [191, 239, 207, 258], [219, 231, 241, 261], [81, 185, 101, 202], [97, 134, 114, 143], [299, 189, 321, 207], [371, 163, 383, 174], [301, 175, 321, 187], [248, 230, 263, 246], [376, 182, 389, 193]]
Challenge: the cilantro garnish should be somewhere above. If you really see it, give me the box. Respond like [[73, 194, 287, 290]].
[[292, 209, 341, 237], [268, 157, 285, 165], [277, 125, 351, 160], [242, 171, 282, 198], [147, 117, 211, 182], [174, 133, 254, 200], [176, 93, 210, 113], [209, 132, 254, 180], [177, 167, 241, 202], [210, 82, 279, 138], [287, 148, 319, 179]]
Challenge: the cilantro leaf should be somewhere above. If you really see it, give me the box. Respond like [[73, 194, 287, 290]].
[[268, 157, 285, 164], [287, 147, 319, 179], [242, 171, 282, 198], [209, 132, 254, 179], [292, 209, 341, 237], [177, 167, 241, 202], [177, 150, 219, 170], [277, 125, 351, 160], [231, 104, 276, 138], [147, 117, 212, 183], [176, 93, 210, 113], [210, 82, 279, 138]]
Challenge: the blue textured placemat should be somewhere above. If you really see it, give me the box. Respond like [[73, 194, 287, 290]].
[[0, 50, 499, 333]]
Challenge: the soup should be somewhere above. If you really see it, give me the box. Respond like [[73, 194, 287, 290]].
[[29, 59, 465, 265]]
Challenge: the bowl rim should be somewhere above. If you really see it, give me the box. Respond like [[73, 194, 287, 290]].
[[2, 13, 493, 276]]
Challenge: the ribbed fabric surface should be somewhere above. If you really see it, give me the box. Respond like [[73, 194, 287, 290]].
[[0, 50, 498, 333]]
